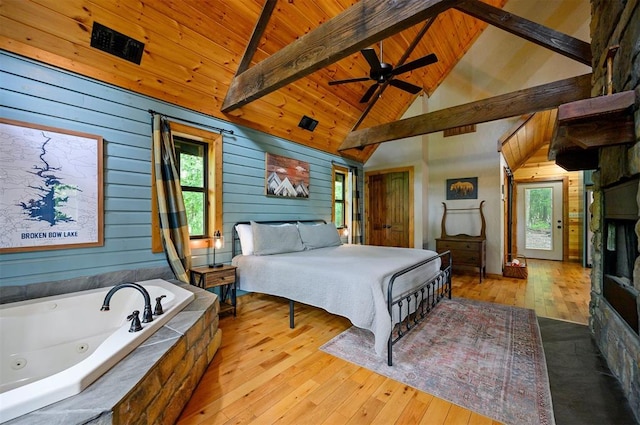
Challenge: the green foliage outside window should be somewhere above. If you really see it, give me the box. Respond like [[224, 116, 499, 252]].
[[526, 187, 552, 231], [182, 191, 205, 236], [176, 138, 207, 237]]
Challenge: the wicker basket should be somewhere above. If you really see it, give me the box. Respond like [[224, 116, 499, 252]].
[[504, 256, 528, 279]]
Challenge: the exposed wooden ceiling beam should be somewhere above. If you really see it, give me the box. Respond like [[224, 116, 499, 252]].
[[339, 73, 593, 150], [455, 0, 592, 66], [234, 0, 277, 76], [221, 0, 459, 112]]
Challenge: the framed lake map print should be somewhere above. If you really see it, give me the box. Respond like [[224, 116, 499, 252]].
[[0, 118, 104, 253]]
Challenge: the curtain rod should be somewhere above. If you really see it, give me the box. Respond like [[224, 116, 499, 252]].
[[148, 109, 234, 135]]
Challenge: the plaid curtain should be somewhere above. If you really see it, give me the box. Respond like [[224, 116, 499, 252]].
[[350, 167, 363, 244], [152, 114, 192, 282]]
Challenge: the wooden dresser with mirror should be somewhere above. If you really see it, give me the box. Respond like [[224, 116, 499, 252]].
[[436, 201, 486, 283]]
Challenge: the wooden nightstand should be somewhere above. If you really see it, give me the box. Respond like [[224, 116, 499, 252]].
[[189, 265, 237, 316]]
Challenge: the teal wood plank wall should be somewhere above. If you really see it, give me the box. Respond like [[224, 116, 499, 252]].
[[0, 52, 360, 288]]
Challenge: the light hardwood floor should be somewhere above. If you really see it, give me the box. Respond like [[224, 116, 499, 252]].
[[177, 259, 591, 425]]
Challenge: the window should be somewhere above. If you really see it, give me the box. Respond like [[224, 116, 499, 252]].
[[174, 137, 207, 237], [152, 122, 222, 252], [334, 172, 345, 228], [333, 166, 348, 229]]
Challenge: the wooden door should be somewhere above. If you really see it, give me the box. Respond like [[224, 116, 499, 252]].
[[366, 168, 412, 247]]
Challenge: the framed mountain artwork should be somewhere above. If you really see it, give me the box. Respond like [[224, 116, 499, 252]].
[[265, 153, 310, 198]]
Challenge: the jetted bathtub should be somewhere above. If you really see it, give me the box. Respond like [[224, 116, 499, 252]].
[[0, 279, 195, 422]]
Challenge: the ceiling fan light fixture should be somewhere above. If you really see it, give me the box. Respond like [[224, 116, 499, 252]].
[[328, 47, 438, 103]]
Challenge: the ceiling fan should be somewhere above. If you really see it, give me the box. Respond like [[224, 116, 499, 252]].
[[329, 44, 438, 103]]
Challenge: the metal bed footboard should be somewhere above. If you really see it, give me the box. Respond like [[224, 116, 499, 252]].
[[387, 250, 452, 366]]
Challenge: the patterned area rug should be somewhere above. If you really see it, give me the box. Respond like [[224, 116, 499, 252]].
[[320, 298, 555, 425]]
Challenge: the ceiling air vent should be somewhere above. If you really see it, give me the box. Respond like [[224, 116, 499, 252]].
[[90, 22, 144, 65], [298, 115, 318, 132]]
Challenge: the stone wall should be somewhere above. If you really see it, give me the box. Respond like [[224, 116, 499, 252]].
[[589, 0, 640, 420], [113, 290, 221, 424]]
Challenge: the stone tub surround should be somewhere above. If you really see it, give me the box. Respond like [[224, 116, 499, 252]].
[[3, 279, 220, 425]]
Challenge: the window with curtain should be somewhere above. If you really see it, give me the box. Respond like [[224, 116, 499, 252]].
[[151, 122, 222, 253]]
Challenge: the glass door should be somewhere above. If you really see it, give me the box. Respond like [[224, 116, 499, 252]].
[[516, 181, 563, 260]]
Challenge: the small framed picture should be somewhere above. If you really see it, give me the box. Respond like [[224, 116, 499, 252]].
[[446, 177, 478, 200]]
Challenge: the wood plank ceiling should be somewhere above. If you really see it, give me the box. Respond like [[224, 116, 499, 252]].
[[499, 109, 559, 172], [0, 0, 508, 162]]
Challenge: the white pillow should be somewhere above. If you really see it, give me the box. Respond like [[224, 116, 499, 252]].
[[297, 222, 342, 250], [235, 224, 254, 255]]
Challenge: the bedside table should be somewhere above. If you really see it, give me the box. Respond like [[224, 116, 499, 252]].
[[189, 265, 237, 316]]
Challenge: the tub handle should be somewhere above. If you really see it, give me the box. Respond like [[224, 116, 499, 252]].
[[127, 310, 143, 332], [154, 295, 167, 315]]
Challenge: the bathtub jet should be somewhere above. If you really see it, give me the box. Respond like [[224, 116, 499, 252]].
[[101, 282, 154, 323]]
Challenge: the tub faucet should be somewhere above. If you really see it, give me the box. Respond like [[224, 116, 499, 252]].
[[100, 282, 154, 323], [127, 310, 143, 332]]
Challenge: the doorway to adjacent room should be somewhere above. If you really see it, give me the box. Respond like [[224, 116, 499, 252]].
[[516, 181, 564, 260]]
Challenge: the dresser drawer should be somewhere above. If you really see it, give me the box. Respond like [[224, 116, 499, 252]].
[[204, 269, 236, 288], [452, 250, 480, 265], [437, 240, 480, 251]]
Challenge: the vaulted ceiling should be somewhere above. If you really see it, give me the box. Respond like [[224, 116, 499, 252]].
[[0, 0, 590, 164]]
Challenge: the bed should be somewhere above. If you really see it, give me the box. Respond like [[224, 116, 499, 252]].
[[231, 220, 452, 365]]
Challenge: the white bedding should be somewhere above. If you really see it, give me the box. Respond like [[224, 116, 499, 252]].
[[232, 244, 441, 356]]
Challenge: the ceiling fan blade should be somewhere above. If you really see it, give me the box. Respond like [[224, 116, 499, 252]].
[[392, 53, 438, 75], [360, 83, 380, 103], [361, 48, 382, 73], [389, 79, 423, 94], [328, 76, 370, 85]]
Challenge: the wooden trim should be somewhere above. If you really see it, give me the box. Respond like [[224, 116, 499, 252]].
[[503, 167, 510, 264], [443, 124, 476, 137]]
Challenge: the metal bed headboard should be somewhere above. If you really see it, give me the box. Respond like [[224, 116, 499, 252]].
[[231, 219, 327, 258]]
